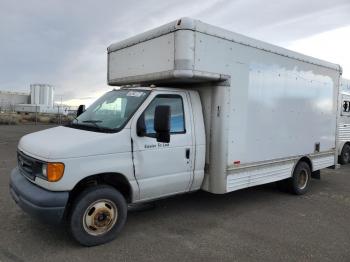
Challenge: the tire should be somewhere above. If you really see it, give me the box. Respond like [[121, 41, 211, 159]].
[[339, 144, 350, 165], [286, 161, 311, 195], [69, 185, 127, 246]]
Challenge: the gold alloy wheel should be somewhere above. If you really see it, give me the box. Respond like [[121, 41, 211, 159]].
[[83, 199, 118, 236]]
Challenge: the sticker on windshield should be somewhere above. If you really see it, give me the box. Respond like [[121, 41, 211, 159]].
[[126, 91, 145, 97]]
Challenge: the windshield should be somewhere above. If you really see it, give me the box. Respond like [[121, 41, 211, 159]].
[[72, 89, 150, 132]]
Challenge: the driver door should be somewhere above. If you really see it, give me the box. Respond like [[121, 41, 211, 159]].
[[131, 91, 194, 201]]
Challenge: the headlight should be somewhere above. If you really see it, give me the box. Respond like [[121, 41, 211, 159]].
[[42, 164, 47, 177], [41, 162, 65, 182]]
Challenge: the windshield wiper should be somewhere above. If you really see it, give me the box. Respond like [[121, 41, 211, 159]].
[[82, 120, 102, 123], [82, 120, 103, 130]]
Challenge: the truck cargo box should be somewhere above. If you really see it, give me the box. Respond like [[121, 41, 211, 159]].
[[108, 18, 341, 193]]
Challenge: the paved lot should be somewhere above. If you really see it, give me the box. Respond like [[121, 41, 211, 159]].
[[0, 124, 349, 262]]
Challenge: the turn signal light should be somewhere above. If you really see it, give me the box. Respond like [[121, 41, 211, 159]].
[[47, 163, 65, 182]]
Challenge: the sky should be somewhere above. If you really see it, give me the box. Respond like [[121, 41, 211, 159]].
[[1, 0, 350, 106]]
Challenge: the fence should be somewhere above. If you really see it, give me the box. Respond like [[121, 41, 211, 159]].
[[0, 104, 76, 125]]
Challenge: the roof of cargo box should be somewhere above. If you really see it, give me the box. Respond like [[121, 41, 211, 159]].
[[108, 17, 341, 72]]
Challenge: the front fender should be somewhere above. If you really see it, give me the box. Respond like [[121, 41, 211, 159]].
[[34, 152, 139, 200]]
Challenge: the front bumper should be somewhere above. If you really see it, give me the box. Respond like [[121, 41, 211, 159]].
[[9, 167, 69, 224]]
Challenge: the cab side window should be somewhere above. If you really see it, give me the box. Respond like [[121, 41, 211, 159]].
[[144, 95, 185, 134]]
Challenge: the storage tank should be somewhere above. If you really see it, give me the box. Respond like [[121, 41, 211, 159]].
[[41, 85, 48, 105], [30, 84, 54, 106], [48, 85, 54, 107], [30, 85, 35, 104], [35, 85, 40, 105]]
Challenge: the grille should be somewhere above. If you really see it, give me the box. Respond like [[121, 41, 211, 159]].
[[17, 151, 42, 180]]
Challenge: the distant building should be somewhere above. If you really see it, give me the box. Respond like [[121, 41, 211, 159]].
[[0, 91, 30, 112], [15, 84, 57, 114], [1, 84, 77, 115]]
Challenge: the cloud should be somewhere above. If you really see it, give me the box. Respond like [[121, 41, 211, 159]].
[[287, 25, 350, 79], [0, 0, 349, 105]]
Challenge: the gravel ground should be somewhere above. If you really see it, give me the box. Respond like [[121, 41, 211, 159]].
[[0, 124, 349, 262]]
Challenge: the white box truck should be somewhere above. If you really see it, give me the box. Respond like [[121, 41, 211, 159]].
[[10, 18, 342, 246], [338, 78, 350, 164]]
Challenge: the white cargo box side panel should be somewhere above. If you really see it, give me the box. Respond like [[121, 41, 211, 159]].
[[229, 62, 337, 164], [108, 33, 175, 83], [192, 31, 339, 166], [190, 31, 339, 194]]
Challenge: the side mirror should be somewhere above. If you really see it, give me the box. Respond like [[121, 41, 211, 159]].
[[137, 114, 146, 136], [154, 105, 170, 143], [77, 104, 85, 117]]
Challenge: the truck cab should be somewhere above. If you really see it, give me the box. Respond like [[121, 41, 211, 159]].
[[10, 87, 205, 246]]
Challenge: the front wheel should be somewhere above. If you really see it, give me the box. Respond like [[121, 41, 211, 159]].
[[69, 185, 127, 246]]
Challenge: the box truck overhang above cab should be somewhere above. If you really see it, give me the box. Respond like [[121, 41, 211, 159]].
[[107, 25, 230, 85], [107, 17, 341, 87]]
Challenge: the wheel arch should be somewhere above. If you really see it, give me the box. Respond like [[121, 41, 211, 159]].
[[292, 156, 313, 175], [67, 172, 133, 208]]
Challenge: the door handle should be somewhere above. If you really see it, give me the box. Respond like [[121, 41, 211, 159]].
[[186, 148, 190, 159]]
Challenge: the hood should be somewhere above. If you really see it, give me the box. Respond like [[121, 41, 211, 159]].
[[18, 126, 131, 160]]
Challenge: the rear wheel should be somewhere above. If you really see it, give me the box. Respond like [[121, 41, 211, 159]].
[[285, 161, 311, 195], [339, 144, 350, 165], [69, 185, 127, 246]]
